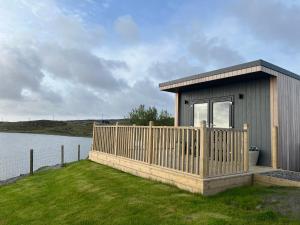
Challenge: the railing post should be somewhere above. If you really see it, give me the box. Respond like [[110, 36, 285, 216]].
[[92, 122, 95, 151], [148, 121, 153, 164], [61, 145, 64, 167], [78, 144, 81, 161], [114, 122, 119, 156], [199, 120, 208, 178], [30, 149, 33, 175], [271, 125, 278, 169], [243, 123, 249, 172]]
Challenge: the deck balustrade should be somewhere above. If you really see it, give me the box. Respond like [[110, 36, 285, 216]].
[[92, 121, 249, 178]]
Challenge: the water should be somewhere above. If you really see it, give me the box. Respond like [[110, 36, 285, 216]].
[[0, 132, 92, 181]]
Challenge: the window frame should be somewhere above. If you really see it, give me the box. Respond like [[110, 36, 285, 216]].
[[192, 99, 209, 127], [210, 96, 234, 128], [191, 96, 234, 128]]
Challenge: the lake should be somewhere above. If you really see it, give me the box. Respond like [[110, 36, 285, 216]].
[[0, 132, 92, 181]]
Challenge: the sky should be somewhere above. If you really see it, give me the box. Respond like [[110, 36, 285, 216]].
[[1, 0, 300, 121]]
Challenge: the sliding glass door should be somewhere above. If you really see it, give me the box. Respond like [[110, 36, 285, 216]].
[[193, 103, 208, 127], [212, 101, 232, 128], [193, 98, 233, 128]]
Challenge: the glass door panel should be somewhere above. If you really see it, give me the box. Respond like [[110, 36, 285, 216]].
[[212, 101, 232, 128], [193, 103, 208, 127]]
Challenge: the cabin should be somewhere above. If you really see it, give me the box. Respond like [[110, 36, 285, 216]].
[[159, 59, 300, 172], [89, 59, 299, 195]]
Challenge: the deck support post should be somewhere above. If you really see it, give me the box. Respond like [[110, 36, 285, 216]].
[[243, 124, 249, 172], [114, 122, 119, 156], [271, 126, 278, 169], [199, 121, 208, 178], [148, 121, 154, 164]]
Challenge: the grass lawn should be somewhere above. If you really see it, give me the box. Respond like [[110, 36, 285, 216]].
[[0, 161, 299, 225]]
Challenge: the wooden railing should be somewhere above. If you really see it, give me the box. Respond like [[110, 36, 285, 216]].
[[92, 121, 249, 178], [207, 124, 249, 177]]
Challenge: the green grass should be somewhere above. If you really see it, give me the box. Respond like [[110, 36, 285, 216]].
[[0, 161, 299, 225]]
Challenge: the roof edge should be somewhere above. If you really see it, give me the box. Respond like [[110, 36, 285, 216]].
[[159, 59, 300, 90]]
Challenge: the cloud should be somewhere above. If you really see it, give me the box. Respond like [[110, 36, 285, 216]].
[[148, 57, 203, 80], [107, 79, 174, 118], [40, 44, 129, 91], [0, 0, 258, 121], [0, 45, 44, 100], [230, 0, 300, 52], [114, 15, 139, 43], [188, 34, 244, 68]]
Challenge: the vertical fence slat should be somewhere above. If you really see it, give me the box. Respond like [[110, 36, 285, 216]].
[[231, 131, 234, 172], [185, 129, 189, 172], [196, 129, 200, 175], [92, 124, 249, 178], [158, 128, 161, 166], [237, 131, 240, 173], [114, 123, 118, 155], [181, 129, 185, 171], [97, 126, 100, 151], [153, 128, 156, 164], [172, 129, 176, 169], [191, 129, 194, 173], [176, 129, 181, 170], [222, 131, 226, 175], [101, 126, 105, 152], [226, 132, 230, 174], [165, 128, 168, 167]]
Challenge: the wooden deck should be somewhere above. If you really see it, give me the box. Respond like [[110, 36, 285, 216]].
[[89, 121, 252, 195]]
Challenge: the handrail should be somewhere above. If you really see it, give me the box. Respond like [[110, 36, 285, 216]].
[[92, 121, 249, 178]]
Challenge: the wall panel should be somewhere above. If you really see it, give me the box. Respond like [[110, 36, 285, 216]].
[[277, 75, 300, 171], [179, 75, 271, 166]]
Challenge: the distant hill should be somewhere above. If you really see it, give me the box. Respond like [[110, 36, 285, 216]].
[[0, 119, 128, 137]]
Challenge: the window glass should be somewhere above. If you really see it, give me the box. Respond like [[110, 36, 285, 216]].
[[193, 103, 208, 127], [212, 101, 232, 128]]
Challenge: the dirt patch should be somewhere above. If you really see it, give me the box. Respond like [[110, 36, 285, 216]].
[[262, 188, 300, 220]]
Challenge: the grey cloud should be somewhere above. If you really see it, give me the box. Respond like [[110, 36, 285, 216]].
[[188, 35, 244, 67], [41, 45, 129, 91], [114, 15, 139, 43], [38, 88, 63, 103], [0, 42, 128, 104], [107, 79, 174, 118], [230, 0, 300, 51], [0, 46, 44, 100], [148, 57, 203, 81], [47, 14, 106, 49], [57, 86, 106, 117], [0, 0, 133, 121]]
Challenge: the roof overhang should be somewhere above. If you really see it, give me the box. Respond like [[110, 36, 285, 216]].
[[159, 60, 300, 92]]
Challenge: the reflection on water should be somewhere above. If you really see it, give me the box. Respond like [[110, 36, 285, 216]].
[[0, 132, 92, 180]]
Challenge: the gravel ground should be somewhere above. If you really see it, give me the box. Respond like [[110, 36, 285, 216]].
[[261, 170, 300, 182]]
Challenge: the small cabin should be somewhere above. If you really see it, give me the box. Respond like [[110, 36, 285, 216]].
[[159, 60, 300, 172]]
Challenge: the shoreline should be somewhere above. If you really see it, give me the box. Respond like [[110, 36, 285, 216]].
[[0, 164, 62, 186], [0, 130, 92, 138]]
